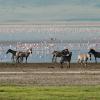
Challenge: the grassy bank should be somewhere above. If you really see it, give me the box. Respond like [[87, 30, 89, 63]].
[[0, 85, 100, 100]]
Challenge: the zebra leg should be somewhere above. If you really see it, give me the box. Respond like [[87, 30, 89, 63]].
[[84, 61, 87, 67], [18, 57, 20, 63], [13, 56, 16, 62], [68, 62, 70, 68], [55, 57, 57, 63], [21, 57, 23, 63], [52, 55, 55, 63], [16, 56, 20, 63], [60, 61, 63, 68], [85, 58, 88, 67], [77, 59, 80, 64], [60, 57, 64, 68], [25, 57, 28, 63], [16, 57, 18, 63], [19, 57, 23, 63], [80, 60, 85, 66], [67, 62, 70, 68], [80, 60, 83, 65], [95, 57, 97, 63], [11, 55, 14, 62], [85, 62, 87, 67]]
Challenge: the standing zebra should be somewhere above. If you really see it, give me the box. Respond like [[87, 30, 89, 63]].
[[88, 48, 100, 63], [77, 53, 91, 66], [52, 49, 69, 63], [16, 48, 32, 63], [60, 52, 72, 68]]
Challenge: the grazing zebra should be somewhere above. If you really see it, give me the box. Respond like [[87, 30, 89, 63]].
[[6, 49, 17, 62], [77, 53, 91, 66]]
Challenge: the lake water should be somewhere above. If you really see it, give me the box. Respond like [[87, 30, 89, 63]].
[[0, 22, 100, 63], [0, 42, 100, 63]]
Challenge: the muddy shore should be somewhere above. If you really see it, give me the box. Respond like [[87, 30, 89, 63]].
[[0, 63, 100, 86]]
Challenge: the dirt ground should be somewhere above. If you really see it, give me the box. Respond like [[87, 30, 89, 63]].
[[0, 63, 100, 86]]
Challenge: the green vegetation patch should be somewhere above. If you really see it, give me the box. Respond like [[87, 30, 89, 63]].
[[0, 85, 99, 100]]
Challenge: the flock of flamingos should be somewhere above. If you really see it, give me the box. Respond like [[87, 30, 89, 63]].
[[6, 48, 100, 68]]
